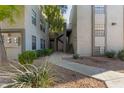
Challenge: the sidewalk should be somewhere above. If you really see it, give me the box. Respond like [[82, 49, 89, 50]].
[[48, 52, 124, 88]]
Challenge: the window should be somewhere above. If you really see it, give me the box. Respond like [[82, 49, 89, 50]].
[[40, 39, 45, 49], [32, 9, 36, 26], [43, 27, 45, 33], [40, 19, 46, 33], [93, 46, 105, 56], [95, 5, 105, 14], [7, 37, 12, 43], [40, 19, 43, 31], [32, 36, 36, 50], [40, 24, 43, 31], [95, 24, 105, 37], [94, 46, 100, 56], [43, 40, 45, 48], [40, 39, 43, 49]]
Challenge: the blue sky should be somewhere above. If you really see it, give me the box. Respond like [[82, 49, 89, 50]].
[[63, 5, 72, 24]]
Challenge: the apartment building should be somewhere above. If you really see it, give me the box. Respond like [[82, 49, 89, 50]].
[[68, 5, 124, 56], [0, 5, 49, 60]]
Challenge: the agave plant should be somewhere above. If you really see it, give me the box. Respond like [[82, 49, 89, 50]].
[[1, 62, 54, 88]]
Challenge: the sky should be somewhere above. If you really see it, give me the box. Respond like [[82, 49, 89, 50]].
[[63, 5, 72, 24]]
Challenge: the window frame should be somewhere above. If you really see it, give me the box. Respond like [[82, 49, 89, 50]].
[[32, 35, 36, 50], [94, 24, 105, 37], [40, 38, 43, 49], [32, 9, 37, 26], [95, 5, 105, 14]]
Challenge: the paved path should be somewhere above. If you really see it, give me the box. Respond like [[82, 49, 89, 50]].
[[48, 52, 124, 88]]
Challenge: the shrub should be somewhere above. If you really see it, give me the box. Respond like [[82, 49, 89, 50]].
[[35, 50, 43, 57], [73, 54, 79, 59], [2, 62, 54, 88], [43, 48, 53, 56], [118, 50, 124, 61], [18, 51, 37, 64], [105, 50, 116, 58], [35, 49, 53, 57]]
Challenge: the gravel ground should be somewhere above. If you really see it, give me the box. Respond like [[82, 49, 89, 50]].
[[52, 65, 107, 88], [0, 57, 107, 88], [63, 56, 124, 73], [35, 57, 107, 88]]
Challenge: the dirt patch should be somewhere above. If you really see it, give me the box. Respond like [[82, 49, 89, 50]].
[[52, 65, 106, 88], [64, 57, 124, 73]]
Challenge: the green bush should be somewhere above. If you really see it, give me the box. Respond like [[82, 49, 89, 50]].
[[35, 50, 43, 57], [118, 50, 124, 61], [35, 48, 53, 57], [18, 51, 37, 64], [105, 50, 116, 58], [2, 62, 54, 88], [43, 48, 53, 56], [73, 54, 79, 59]]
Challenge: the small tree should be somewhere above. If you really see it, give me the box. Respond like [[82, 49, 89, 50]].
[[41, 5, 67, 33], [0, 5, 20, 65], [41, 5, 67, 51]]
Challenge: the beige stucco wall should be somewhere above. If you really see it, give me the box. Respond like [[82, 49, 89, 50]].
[[70, 5, 124, 56], [76, 5, 92, 56], [2, 33, 22, 60], [0, 6, 24, 60], [69, 6, 77, 53], [106, 5, 124, 53], [0, 6, 25, 29]]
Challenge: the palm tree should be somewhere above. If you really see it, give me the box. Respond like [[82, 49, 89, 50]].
[[0, 5, 19, 65]]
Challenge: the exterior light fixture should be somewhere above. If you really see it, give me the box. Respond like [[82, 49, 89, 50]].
[[112, 22, 116, 26]]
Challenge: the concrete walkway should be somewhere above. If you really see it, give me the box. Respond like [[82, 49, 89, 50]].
[[48, 52, 124, 88]]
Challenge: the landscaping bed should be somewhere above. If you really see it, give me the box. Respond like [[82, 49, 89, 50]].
[[0, 56, 106, 88], [34, 58, 106, 88], [52, 64, 106, 88], [63, 56, 124, 73]]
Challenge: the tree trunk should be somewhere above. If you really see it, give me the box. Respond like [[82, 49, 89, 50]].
[[0, 27, 8, 65]]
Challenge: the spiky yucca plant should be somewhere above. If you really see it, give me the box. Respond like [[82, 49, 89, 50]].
[[1, 62, 54, 88]]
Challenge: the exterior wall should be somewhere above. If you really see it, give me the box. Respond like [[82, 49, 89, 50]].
[[0, 5, 49, 60], [106, 6, 124, 53], [2, 33, 22, 60], [92, 6, 106, 55], [69, 6, 77, 53], [24, 5, 49, 51], [0, 6, 25, 60], [69, 5, 124, 56], [76, 5, 92, 56]]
